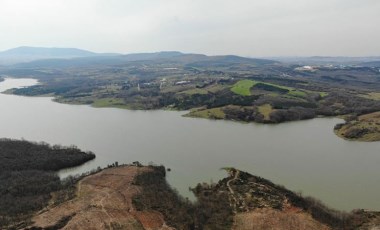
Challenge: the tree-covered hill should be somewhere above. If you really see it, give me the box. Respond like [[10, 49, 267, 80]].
[[0, 138, 95, 228]]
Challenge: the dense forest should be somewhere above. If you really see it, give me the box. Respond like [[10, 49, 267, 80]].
[[0, 138, 95, 229]]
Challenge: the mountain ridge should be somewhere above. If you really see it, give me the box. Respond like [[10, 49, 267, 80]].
[[2, 48, 278, 68], [0, 46, 120, 65]]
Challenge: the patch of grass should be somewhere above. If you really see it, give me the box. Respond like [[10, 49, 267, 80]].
[[264, 83, 292, 91], [254, 82, 306, 98], [185, 107, 226, 119], [232, 80, 307, 98], [319, 92, 329, 98], [179, 88, 208, 95], [92, 98, 130, 109], [258, 104, 273, 120], [231, 80, 256, 96], [359, 92, 380, 100], [287, 90, 307, 98], [161, 85, 192, 93], [54, 97, 94, 105], [206, 84, 226, 93]]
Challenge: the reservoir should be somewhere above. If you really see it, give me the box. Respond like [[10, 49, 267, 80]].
[[0, 78, 379, 211]]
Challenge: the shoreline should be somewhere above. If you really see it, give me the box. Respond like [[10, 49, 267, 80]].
[[3, 77, 380, 143]]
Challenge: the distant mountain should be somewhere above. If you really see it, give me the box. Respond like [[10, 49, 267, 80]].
[[0, 46, 120, 65], [8, 50, 277, 69], [360, 61, 380, 68], [0, 46, 97, 57], [122, 51, 185, 61], [187, 55, 276, 68], [269, 56, 380, 65]]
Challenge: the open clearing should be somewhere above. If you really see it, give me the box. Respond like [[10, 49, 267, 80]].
[[231, 79, 306, 98], [28, 166, 173, 230], [231, 80, 256, 96], [258, 104, 273, 120]]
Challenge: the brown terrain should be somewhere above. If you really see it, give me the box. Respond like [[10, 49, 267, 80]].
[[26, 166, 174, 230], [193, 168, 380, 230], [25, 165, 380, 230], [233, 208, 329, 230], [225, 169, 330, 230]]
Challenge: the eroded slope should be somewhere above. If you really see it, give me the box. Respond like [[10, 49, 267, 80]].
[[27, 166, 173, 230]]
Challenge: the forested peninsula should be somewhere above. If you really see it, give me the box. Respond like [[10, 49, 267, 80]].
[[0, 138, 95, 228]]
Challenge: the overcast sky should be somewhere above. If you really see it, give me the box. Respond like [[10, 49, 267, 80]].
[[0, 0, 379, 56]]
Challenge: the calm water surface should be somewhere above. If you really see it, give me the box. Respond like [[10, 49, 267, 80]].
[[1, 78, 379, 211]]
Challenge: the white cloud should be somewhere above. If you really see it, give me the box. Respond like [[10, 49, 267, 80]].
[[0, 0, 379, 56]]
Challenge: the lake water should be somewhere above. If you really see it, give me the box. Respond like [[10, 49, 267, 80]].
[[1, 78, 379, 211]]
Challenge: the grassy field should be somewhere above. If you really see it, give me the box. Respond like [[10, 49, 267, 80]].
[[288, 90, 307, 98], [92, 98, 130, 109], [231, 79, 306, 98], [257, 82, 306, 98], [185, 107, 226, 119], [231, 80, 256, 96], [319, 92, 329, 97], [360, 92, 380, 100]]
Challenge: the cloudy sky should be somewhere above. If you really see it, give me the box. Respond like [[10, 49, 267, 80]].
[[0, 0, 379, 56]]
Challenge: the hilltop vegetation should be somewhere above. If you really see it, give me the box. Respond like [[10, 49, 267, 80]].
[[0, 139, 95, 229], [335, 112, 380, 141]]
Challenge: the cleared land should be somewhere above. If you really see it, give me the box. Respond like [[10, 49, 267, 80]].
[[233, 208, 329, 230], [28, 166, 173, 230], [257, 104, 273, 120], [25, 165, 380, 229]]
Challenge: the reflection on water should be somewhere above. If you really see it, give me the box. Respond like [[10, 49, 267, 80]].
[[0, 78, 379, 211]]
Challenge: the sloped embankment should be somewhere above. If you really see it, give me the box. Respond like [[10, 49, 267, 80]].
[[26, 165, 173, 229], [193, 168, 380, 230]]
